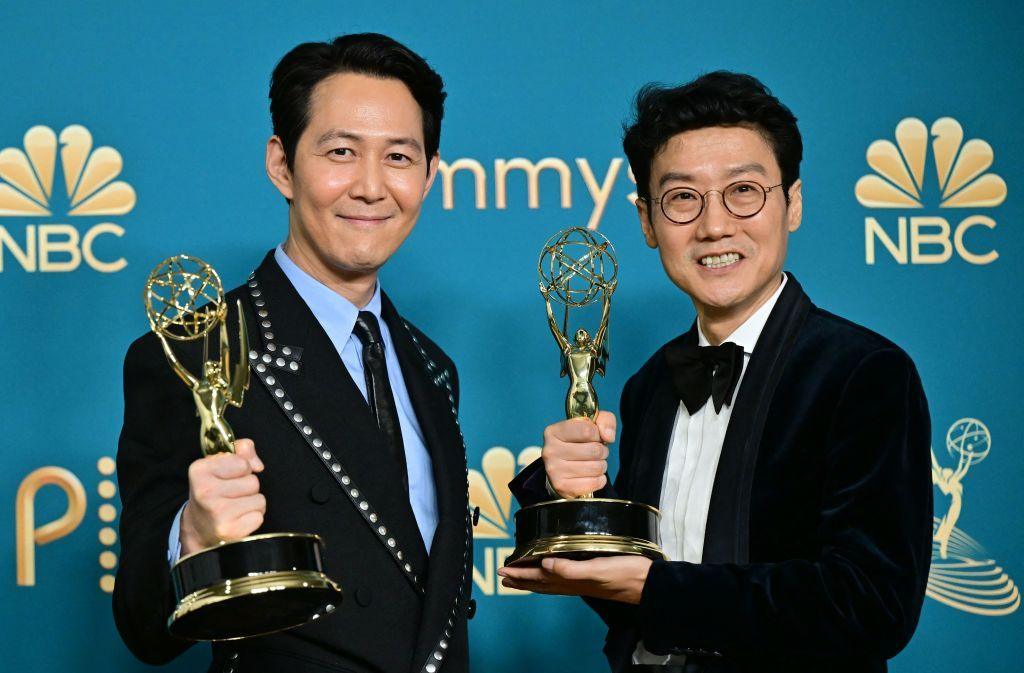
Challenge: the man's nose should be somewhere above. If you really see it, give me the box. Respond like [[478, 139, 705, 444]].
[[349, 159, 387, 202], [694, 192, 736, 240]]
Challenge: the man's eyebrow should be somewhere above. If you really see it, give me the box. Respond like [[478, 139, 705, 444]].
[[315, 129, 360, 145], [725, 162, 768, 178], [657, 163, 769, 189], [657, 171, 696, 189], [314, 129, 423, 153]]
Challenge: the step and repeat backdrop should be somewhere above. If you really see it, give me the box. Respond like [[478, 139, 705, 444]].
[[2, 1, 1021, 671]]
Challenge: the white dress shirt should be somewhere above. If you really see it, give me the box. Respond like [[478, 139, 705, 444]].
[[633, 275, 787, 665]]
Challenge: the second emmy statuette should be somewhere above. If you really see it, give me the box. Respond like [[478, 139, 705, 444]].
[[507, 227, 666, 565], [144, 254, 342, 641]]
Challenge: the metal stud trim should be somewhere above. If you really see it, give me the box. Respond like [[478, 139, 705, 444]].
[[247, 283, 305, 374], [403, 319, 474, 673], [246, 271, 423, 595]]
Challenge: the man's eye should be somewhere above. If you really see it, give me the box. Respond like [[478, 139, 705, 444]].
[[671, 191, 696, 201], [329, 148, 351, 157], [388, 153, 411, 162]]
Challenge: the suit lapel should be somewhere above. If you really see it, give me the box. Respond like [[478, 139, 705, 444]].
[[383, 300, 471, 673], [245, 252, 428, 593], [701, 273, 811, 564]]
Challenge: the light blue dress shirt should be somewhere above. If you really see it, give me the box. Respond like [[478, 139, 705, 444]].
[[168, 245, 439, 562]]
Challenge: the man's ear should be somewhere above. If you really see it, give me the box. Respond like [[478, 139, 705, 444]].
[[266, 136, 294, 201], [786, 179, 802, 233], [422, 153, 440, 199], [637, 197, 658, 249]]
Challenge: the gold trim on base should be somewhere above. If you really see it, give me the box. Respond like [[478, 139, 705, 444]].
[[168, 569, 343, 641], [506, 533, 667, 566]]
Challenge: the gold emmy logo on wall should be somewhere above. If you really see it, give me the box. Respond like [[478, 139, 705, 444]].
[[468, 446, 540, 596], [856, 118, 1006, 265], [0, 125, 135, 272], [928, 418, 1019, 616], [15, 457, 121, 594]]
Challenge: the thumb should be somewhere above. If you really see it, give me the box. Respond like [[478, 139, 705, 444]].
[[233, 438, 264, 473], [595, 411, 617, 444]]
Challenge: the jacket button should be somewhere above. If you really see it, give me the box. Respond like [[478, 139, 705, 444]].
[[466, 599, 476, 620], [310, 483, 331, 504], [355, 586, 373, 607]]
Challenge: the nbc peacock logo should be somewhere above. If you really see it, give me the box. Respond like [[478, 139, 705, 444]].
[[0, 124, 136, 273], [469, 446, 540, 596], [856, 117, 1006, 265]]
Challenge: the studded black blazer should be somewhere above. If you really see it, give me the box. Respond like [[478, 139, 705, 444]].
[[114, 250, 473, 673]]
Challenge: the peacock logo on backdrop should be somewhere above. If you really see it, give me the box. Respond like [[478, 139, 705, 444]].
[[856, 117, 1006, 265], [0, 124, 135, 273], [469, 446, 540, 596]]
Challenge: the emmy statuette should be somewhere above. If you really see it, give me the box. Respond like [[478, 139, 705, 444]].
[[144, 254, 342, 641], [507, 228, 666, 566]]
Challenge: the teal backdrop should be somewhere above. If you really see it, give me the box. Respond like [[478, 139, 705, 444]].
[[2, 1, 1022, 671]]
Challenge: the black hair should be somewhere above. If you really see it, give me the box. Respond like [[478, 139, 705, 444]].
[[623, 71, 801, 203], [269, 33, 446, 171]]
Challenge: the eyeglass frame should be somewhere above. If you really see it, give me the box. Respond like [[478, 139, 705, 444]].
[[643, 180, 785, 225]]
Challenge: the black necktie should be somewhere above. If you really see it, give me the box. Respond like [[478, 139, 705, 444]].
[[353, 312, 408, 492], [665, 340, 745, 415]]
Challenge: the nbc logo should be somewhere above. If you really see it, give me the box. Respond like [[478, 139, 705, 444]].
[[0, 125, 136, 273], [855, 118, 1006, 265], [469, 446, 540, 596]]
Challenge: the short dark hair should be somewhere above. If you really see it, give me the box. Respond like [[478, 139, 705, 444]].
[[269, 33, 446, 170], [622, 71, 801, 202]]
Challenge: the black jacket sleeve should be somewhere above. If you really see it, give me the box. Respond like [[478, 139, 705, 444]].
[[112, 335, 197, 664], [636, 348, 933, 660]]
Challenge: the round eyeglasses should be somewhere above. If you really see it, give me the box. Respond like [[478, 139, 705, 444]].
[[648, 180, 784, 224]]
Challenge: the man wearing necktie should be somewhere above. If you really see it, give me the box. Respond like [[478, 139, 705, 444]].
[[114, 34, 472, 673], [501, 72, 932, 673]]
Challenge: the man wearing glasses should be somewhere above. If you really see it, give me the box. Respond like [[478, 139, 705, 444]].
[[501, 72, 932, 673]]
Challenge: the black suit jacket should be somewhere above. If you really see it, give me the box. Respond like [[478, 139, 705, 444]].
[[511, 274, 932, 673], [114, 251, 473, 673]]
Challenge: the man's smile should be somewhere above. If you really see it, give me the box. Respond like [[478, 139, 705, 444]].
[[697, 251, 744, 270]]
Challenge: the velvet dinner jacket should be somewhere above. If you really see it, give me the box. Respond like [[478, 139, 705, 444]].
[[114, 251, 473, 673], [511, 273, 933, 673]]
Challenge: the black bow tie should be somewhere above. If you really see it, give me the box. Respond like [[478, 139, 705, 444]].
[[665, 340, 745, 415]]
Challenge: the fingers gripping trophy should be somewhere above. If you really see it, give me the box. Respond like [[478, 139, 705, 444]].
[[144, 255, 342, 641], [508, 228, 666, 565]]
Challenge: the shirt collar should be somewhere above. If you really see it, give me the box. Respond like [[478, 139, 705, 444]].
[[697, 273, 788, 353], [274, 244, 383, 350]]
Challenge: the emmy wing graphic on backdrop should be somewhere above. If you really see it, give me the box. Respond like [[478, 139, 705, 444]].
[[928, 418, 1019, 616]]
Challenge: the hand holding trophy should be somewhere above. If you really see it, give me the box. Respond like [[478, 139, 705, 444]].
[[144, 255, 342, 640], [507, 228, 665, 565]]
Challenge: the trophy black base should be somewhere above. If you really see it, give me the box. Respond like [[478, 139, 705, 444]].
[[168, 532, 343, 641], [507, 498, 666, 566]]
